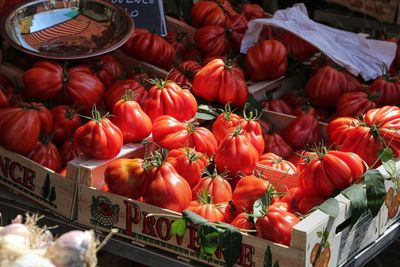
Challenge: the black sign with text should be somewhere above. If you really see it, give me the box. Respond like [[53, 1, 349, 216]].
[[109, 0, 166, 35]]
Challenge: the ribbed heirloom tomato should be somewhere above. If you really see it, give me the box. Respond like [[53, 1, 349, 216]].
[[241, 3, 265, 20], [305, 66, 346, 108], [368, 76, 400, 107], [152, 115, 217, 157], [122, 28, 175, 68], [73, 107, 123, 159], [110, 90, 152, 143], [104, 158, 149, 200], [51, 105, 81, 144], [245, 40, 288, 81], [142, 79, 197, 122], [255, 153, 298, 175], [262, 98, 292, 114], [144, 160, 191, 212], [0, 105, 41, 155], [192, 1, 229, 27], [59, 138, 77, 164], [195, 26, 230, 58], [328, 106, 400, 167], [336, 92, 377, 117], [230, 212, 255, 230], [90, 54, 124, 87], [299, 150, 366, 197], [279, 31, 318, 61], [192, 172, 232, 204], [30, 102, 53, 135], [166, 148, 209, 188], [212, 104, 242, 143], [235, 108, 265, 155], [193, 59, 248, 107], [262, 131, 293, 158], [28, 137, 63, 172], [188, 192, 226, 223], [214, 127, 259, 176]]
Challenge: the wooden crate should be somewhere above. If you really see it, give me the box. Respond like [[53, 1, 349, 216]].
[[0, 146, 76, 220], [166, 16, 195, 39], [77, 181, 378, 267], [377, 160, 400, 235], [66, 142, 155, 189]]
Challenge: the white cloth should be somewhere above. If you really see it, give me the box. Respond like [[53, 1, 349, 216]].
[[240, 4, 397, 81]]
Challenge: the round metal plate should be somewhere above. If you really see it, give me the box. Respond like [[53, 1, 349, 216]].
[[1, 0, 134, 60]]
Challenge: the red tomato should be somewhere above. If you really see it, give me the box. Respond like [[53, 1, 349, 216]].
[[59, 167, 67, 177], [51, 105, 81, 144], [212, 104, 242, 143], [279, 31, 318, 61], [28, 138, 63, 172], [63, 65, 105, 113], [241, 4, 265, 20], [142, 80, 197, 122], [23, 61, 63, 101], [328, 106, 400, 167], [193, 59, 248, 107], [342, 71, 365, 93], [235, 110, 265, 155], [305, 66, 346, 108], [214, 128, 259, 176], [165, 60, 202, 87], [192, 0, 227, 27], [292, 188, 326, 214], [195, 26, 229, 58], [280, 187, 299, 210], [0, 73, 13, 89], [336, 92, 377, 117], [256, 205, 300, 246], [0, 106, 41, 155], [104, 79, 147, 111], [299, 150, 366, 197], [59, 138, 77, 164], [192, 173, 232, 204], [73, 107, 123, 159], [226, 13, 248, 52], [230, 212, 255, 230], [262, 99, 292, 114], [291, 103, 318, 117], [232, 175, 274, 213], [90, 54, 124, 87], [368, 77, 400, 107], [262, 131, 293, 158], [166, 148, 209, 188], [105, 158, 149, 200], [110, 91, 152, 143], [152, 115, 217, 157], [256, 153, 298, 175], [144, 162, 192, 212], [281, 114, 321, 150], [187, 200, 226, 222], [245, 40, 288, 81], [29, 102, 53, 134], [122, 28, 175, 68]]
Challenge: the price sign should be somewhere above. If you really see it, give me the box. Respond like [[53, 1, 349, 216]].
[[109, 0, 167, 36]]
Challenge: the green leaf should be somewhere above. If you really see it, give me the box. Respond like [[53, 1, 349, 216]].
[[379, 148, 396, 178], [198, 223, 220, 255], [264, 246, 272, 267], [318, 198, 339, 218], [221, 227, 242, 267], [317, 231, 323, 238], [195, 112, 216, 121], [171, 218, 187, 237], [342, 184, 368, 224], [182, 210, 208, 225], [253, 194, 269, 219], [364, 169, 386, 217]]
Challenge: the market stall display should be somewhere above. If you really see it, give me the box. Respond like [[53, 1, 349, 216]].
[[1, 1, 400, 267]]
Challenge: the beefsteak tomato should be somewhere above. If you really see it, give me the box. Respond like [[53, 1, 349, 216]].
[[192, 172, 232, 204], [165, 60, 202, 87], [51, 105, 81, 144], [104, 79, 147, 111], [281, 114, 321, 150], [28, 137, 63, 172]]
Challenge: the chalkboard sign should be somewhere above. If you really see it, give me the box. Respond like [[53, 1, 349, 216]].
[[109, 0, 167, 36]]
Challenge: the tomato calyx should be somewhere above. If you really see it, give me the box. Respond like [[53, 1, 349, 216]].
[[65, 106, 78, 120], [311, 145, 330, 160], [368, 124, 381, 139], [218, 103, 236, 121], [147, 150, 167, 169], [242, 103, 262, 121], [186, 120, 199, 134], [121, 89, 136, 102], [378, 63, 396, 82], [149, 78, 170, 90], [185, 147, 204, 163]]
